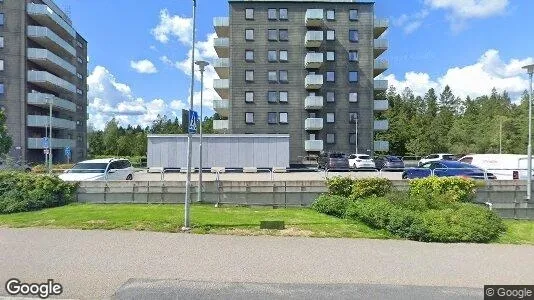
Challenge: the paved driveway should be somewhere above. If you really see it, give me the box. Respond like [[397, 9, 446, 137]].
[[1, 228, 533, 299]]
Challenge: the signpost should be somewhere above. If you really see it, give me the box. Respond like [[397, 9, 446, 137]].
[[64, 146, 71, 164], [42, 137, 49, 166], [188, 110, 199, 134]]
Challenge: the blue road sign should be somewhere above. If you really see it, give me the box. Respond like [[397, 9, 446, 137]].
[[64, 146, 71, 158], [188, 110, 199, 134], [41, 137, 49, 149]]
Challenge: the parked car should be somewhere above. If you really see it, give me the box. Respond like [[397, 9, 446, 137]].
[[348, 154, 376, 170], [457, 154, 534, 180], [401, 155, 422, 168], [317, 152, 350, 171], [59, 158, 134, 182], [402, 160, 496, 180], [0, 159, 32, 172], [374, 155, 405, 171], [418, 153, 456, 166]]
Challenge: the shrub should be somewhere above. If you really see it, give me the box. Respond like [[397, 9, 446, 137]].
[[311, 195, 350, 218], [409, 177, 476, 204], [326, 177, 354, 198], [351, 178, 392, 201], [345, 197, 394, 228], [0, 172, 78, 214]]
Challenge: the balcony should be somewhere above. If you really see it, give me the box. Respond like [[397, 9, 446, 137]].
[[213, 58, 229, 79], [27, 48, 76, 77], [27, 3, 76, 40], [28, 70, 76, 94], [374, 80, 388, 91], [213, 17, 229, 37], [214, 38, 229, 58], [305, 31, 323, 48], [27, 92, 76, 112], [374, 100, 389, 111], [305, 74, 323, 90], [305, 140, 324, 152], [27, 115, 76, 130], [304, 95, 324, 110], [27, 26, 76, 57], [305, 53, 324, 69], [374, 141, 390, 152], [374, 19, 389, 39], [213, 100, 229, 118], [213, 79, 229, 99], [27, 138, 74, 149], [305, 118, 324, 131], [374, 39, 388, 58], [213, 120, 229, 132], [374, 120, 389, 131], [374, 59, 389, 77], [305, 9, 324, 27]]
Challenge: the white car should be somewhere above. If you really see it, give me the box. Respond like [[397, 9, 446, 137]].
[[59, 158, 134, 182], [418, 153, 456, 166], [348, 154, 376, 170]]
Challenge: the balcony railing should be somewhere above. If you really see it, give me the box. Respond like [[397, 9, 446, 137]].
[[27, 92, 76, 112], [305, 75, 323, 90], [213, 120, 229, 132], [374, 39, 388, 58], [305, 140, 324, 152], [305, 118, 324, 131], [214, 79, 229, 99], [27, 48, 76, 76], [374, 100, 389, 111], [304, 95, 324, 110], [27, 137, 74, 149], [374, 18, 389, 39], [27, 115, 76, 130], [374, 59, 389, 77], [374, 80, 388, 91], [214, 38, 229, 58], [374, 140, 390, 152], [213, 58, 229, 79], [305, 9, 324, 27], [305, 31, 323, 48], [27, 26, 76, 57], [305, 53, 324, 69], [213, 17, 229, 37], [27, 3, 76, 39], [374, 120, 389, 131], [28, 70, 76, 94], [213, 100, 229, 118]]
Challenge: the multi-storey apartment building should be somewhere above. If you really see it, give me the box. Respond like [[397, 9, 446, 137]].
[[0, 0, 88, 163], [212, 0, 389, 165]]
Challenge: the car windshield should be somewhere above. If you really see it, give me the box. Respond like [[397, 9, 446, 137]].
[[357, 155, 371, 159], [329, 153, 345, 158], [443, 155, 456, 160], [68, 163, 108, 173], [388, 156, 401, 161]]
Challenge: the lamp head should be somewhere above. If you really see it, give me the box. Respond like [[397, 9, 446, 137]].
[[523, 64, 534, 75], [195, 60, 209, 72]]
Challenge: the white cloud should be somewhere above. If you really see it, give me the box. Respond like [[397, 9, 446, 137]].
[[380, 49, 533, 101], [130, 59, 158, 74], [151, 9, 192, 44], [425, 0, 509, 19], [393, 10, 429, 34]]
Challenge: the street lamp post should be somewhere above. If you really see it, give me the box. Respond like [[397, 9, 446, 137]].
[[195, 60, 209, 204], [45, 96, 53, 173], [183, 0, 197, 231], [524, 64, 534, 203]]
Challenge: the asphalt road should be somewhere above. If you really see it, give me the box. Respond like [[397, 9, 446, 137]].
[[1, 228, 533, 299]]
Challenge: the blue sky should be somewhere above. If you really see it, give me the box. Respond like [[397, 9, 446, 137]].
[[53, 0, 534, 130]]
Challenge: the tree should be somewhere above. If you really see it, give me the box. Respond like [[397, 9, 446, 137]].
[[103, 118, 120, 155], [0, 110, 12, 157]]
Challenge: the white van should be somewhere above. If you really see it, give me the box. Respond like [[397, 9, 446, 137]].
[[458, 154, 534, 180]]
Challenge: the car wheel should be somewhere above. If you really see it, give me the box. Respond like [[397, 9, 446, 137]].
[[402, 173, 408, 180], [126, 174, 133, 181]]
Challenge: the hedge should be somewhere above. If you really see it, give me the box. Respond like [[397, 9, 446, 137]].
[[409, 177, 477, 204], [0, 172, 78, 214], [326, 177, 393, 200], [311, 195, 350, 218]]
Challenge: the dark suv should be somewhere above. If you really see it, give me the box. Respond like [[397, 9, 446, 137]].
[[317, 152, 350, 171]]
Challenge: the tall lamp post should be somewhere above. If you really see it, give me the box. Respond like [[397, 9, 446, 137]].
[[524, 64, 534, 203], [183, 0, 197, 231], [45, 96, 53, 173], [195, 60, 209, 204]]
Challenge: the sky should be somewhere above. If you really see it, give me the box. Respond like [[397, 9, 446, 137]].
[[53, 0, 534, 130]]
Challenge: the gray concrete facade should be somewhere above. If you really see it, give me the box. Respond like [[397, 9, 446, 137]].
[[0, 0, 88, 164], [213, 0, 389, 165]]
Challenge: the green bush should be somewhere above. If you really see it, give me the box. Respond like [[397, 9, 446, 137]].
[[0, 172, 78, 214], [351, 178, 392, 201], [326, 177, 354, 198], [311, 195, 350, 218], [409, 177, 476, 204], [345, 197, 393, 228]]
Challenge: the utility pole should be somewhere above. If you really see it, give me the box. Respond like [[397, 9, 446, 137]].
[[195, 61, 209, 204], [355, 116, 358, 154], [523, 64, 534, 203]]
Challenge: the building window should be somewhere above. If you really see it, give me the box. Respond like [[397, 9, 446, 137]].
[[268, 91, 278, 102], [0, 60, 4, 71], [268, 71, 278, 83], [0, 14, 4, 26], [326, 92, 335, 103], [268, 50, 277, 62], [0, 83, 4, 95], [268, 112, 277, 124], [279, 8, 288, 20], [245, 8, 254, 20], [268, 29, 278, 41], [349, 50, 358, 62], [326, 113, 335, 123], [245, 50, 254, 62], [245, 91, 254, 103], [349, 30, 359, 42], [326, 30, 335, 41], [279, 91, 288, 102], [326, 133, 335, 144], [279, 70, 288, 83], [279, 112, 288, 124], [326, 10, 335, 21], [326, 71, 335, 82], [326, 51, 335, 61], [350, 112, 358, 124], [245, 112, 254, 124], [0, 37, 4, 48], [245, 29, 254, 40], [349, 71, 358, 82], [279, 50, 288, 62], [349, 92, 358, 102], [268, 8, 277, 20], [76, 40, 83, 48], [246, 70, 254, 82], [279, 29, 289, 41], [349, 9, 358, 21]]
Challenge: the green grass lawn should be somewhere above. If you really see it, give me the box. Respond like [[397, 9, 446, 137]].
[[0, 204, 532, 244]]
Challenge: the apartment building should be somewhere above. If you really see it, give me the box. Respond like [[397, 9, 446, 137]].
[[0, 0, 88, 163], [212, 0, 389, 165]]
